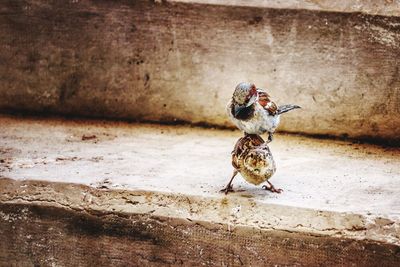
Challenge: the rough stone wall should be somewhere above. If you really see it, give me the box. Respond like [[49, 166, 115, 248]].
[[0, 0, 399, 142]]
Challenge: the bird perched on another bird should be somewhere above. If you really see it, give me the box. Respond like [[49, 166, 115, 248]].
[[220, 134, 281, 194], [227, 82, 301, 142]]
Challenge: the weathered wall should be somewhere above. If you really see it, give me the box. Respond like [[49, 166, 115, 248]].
[[1, 203, 399, 266], [0, 0, 399, 141]]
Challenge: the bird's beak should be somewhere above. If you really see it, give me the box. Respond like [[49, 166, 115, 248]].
[[234, 104, 245, 117], [246, 93, 258, 107]]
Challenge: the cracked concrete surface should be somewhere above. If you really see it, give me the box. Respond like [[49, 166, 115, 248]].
[[0, 114, 399, 248]]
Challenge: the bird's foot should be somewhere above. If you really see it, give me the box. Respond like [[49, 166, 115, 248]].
[[220, 185, 234, 195], [262, 183, 283, 193]]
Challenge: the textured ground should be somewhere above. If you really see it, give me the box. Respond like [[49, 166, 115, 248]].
[[1, 114, 399, 214]]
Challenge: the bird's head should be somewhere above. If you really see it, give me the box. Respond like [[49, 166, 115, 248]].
[[232, 82, 258, 116]]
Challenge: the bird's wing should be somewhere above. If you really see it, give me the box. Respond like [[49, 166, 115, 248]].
[[257, 88, 278, 115]]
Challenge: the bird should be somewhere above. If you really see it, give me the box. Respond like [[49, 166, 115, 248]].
[[220, 134, 282, 194], [227, 82, 301, 142]]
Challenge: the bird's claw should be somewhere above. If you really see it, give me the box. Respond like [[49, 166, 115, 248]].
[[262, 184, 283, 193], [220, 185, 234, 195]]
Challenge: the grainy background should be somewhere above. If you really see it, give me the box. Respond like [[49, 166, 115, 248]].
[[0, 0, 399, 142]]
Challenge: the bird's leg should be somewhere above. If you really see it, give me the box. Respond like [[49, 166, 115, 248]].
[[220, 169, 238, 194], [262, 181, 283, 193], [267, 132, 273, 143]]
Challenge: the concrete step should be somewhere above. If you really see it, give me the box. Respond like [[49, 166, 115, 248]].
[[0, 115, 399, 265]]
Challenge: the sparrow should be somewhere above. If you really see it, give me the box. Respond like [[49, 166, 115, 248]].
[[220, 134, 282, 194], [227, 82, 301, 142]]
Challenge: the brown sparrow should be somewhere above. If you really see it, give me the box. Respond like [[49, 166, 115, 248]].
[[227, 82, 300, 142], [221, 134, 282, 194]]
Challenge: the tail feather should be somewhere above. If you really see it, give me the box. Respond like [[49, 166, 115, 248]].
[[277, 104, 301, 115]]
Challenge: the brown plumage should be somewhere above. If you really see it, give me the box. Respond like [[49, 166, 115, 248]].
[[221, 134, 282, 194], [257, 89, 278, 115], [227, 82, 301, 142]]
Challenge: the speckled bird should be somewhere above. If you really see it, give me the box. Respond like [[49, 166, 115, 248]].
[[220, 134, 282, 194], [227, 82, 301, 142]]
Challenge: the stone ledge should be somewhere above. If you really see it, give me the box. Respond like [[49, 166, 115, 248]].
[[0, 114, 399, 242], [1, 114, 400, 215], [0, 114, 399, 264], [0, 178, 399, 246], [172, 0, 400, 17]]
